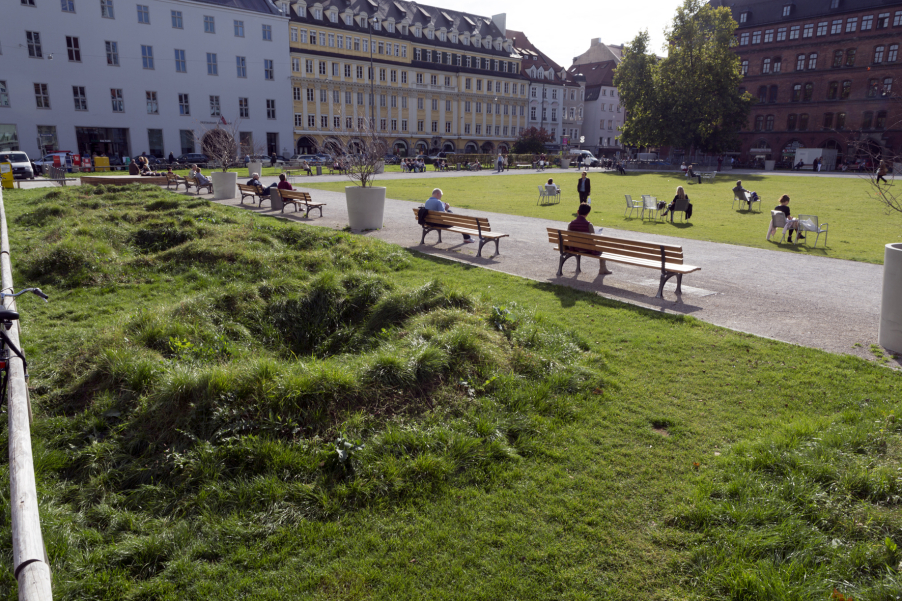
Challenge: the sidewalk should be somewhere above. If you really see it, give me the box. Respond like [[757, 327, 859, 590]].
[[210, 183, 894, 367]]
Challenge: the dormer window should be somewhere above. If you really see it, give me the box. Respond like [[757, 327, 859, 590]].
[[329, 10, 337, 23], [439, 31, 446, 41], [373, 18, 381, 30], [426, 29, 434, 40], [829, 0, 839, 8], [473, 37, 481, 48], [344, 14, 352, 25], [782, 4, 792, 16], [740, 11, 750, 22], [414, 26, 421, 37], [462, 35, 469, 46], [312, 7, 322, 19], [451, 33, 457, 43], [386, 21, 395, 32]]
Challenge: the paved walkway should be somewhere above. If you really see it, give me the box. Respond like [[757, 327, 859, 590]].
[[207, 179, 893, 367]]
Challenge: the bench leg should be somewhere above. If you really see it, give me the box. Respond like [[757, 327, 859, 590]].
[[493, 239, 500, 256], [477, 238, 487, 258], [421, 227, 442, 245], [656, 272, 678, 299], [576, 256, 582, 274]]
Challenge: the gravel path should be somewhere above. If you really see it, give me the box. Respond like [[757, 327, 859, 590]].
[[209, 179, 893, 366]]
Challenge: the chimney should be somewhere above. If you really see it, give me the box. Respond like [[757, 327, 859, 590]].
[[491, 13, 506, 35], [591, 38, 602, 46]]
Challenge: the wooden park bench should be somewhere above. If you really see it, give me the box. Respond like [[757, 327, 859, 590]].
[[184, 175, 213, 195], [546, 228, 701, 300], [279, 189, 326, 217], [515, 163, 532, 169], [166, 173, 186, 190], [238, 183, 267, 205], [413, 208, 509, 258]]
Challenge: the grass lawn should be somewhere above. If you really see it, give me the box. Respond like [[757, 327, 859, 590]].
[[300, 171, 902, 264], [0, 184, 899, 600]]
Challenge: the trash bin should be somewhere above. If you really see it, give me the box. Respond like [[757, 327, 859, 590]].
[[457, 163, 461, 171], [316, 165, 322, 175]]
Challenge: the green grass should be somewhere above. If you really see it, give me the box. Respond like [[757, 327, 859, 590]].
[[300, 171, 902, 264], [0, 184, 899, 600]]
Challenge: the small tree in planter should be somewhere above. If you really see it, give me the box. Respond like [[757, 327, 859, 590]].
[[324, 119, 389, 230], [193, 115, 246, 200]]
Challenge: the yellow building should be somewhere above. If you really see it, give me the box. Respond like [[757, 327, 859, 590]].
[[282, 0, 528, 156]]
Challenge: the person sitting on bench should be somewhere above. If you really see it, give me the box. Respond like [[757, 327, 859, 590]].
[[246, 173, 271, 197], [301, 160, 313, 176], [733, 180, 757, 209], [567, 203, 610, 274], [424, 188, 473, 244], [191, 165, 211, 186]]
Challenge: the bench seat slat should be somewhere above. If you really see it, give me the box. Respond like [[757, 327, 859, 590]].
[[552, 247, 699, 273], [547, 235, 685, 264], [546, 228, 684, 252]]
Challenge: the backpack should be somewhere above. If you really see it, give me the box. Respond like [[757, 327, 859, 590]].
[[417, 207, 429, 225]]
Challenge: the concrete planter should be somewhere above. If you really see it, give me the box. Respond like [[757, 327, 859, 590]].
[[764, 160, 776, 171], [270, 188, 283, 212], [879, 243, 902, 352], [561, 159, 570, 169], [248, 161, 264, 177], [375, 161, 385, 175], [211, 171, 237, 200], [345, 186, 386, 230]]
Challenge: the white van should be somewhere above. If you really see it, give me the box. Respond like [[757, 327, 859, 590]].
[[569, 149, 599, 167], [0, 151, 34, 179]]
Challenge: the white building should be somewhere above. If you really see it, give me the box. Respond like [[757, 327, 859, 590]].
[[0, 0, 292, 160], [567, 38, 626, 156], [507, 29, 568, 148]]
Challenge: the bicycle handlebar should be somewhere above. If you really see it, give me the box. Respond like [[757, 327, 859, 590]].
[[1, 288, 49, 303]]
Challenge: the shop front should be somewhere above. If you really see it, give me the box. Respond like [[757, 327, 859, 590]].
[[0, 124, 19, 153], [75, 127, 130, 162]]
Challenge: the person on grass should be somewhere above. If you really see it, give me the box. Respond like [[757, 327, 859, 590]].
[[662, 186, 693, 220], [774, 194, 804, 243], [877, 160, 889, 184], [424, 188, 473, 244], [733, 180, 757, 209], [567, 203, 610, 273], [577, 171, 591, 204]]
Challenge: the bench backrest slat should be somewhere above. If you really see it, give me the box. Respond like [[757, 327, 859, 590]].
[[280, 190, 312, 202], [412, 209, 491, 232], [547, 228, 684, 264]]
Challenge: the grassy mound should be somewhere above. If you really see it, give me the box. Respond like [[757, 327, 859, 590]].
[[0, 186, 608, 599]]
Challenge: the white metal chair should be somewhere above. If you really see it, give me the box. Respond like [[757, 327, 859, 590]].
[[733, 192, 762, 212], [537, 185, 548, 205], [767, 210, 789, 243], [545, 184, 561, 204], [797, 214, 829, 247], [732, 193, 748, 211], [641, 195, 661, 221], [624, 194, 641, 218]]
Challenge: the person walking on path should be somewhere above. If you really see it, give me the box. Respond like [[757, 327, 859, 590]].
[[877, 160, 889, 184], [577, 171, 591, 204], [424, 188, 473, 243], [496, 153, 504, 173], [270, 153, 277, 168]]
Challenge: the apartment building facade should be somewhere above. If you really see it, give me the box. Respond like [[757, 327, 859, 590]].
[[567, 60, 623, 156], [714, 0, 902, 166], [1, 0, 292, 159], [284, 0, 528, 157]]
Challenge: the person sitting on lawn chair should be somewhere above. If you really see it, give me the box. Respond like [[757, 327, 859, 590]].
[[686, 164, 701, 184], [733, 180, 757, 209], [774, 194, 804, 243]]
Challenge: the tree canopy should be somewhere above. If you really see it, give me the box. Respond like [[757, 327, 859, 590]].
[[512, 127, 554, 154], [614, 0, 752, 154]]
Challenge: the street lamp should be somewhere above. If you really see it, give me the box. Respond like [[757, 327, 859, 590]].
[[368, 18, 376, 129]]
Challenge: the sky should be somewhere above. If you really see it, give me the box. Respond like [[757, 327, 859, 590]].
[[418, 0, 683, 67]]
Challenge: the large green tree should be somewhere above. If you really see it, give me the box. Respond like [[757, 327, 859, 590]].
[[614, 0, 752, 154]]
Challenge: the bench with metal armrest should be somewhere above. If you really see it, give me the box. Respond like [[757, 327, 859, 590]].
[[184, 175, 213, 195], [279, 189, 326, 217], [547, 228, 700, 301], [238, 183, 268, 205], [412, 208, 509, 258]]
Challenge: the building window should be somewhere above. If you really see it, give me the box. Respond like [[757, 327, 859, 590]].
[[752, 30, 761, 43], [862, 111, 874, 129], [845, 49, 856, 67], [787, 114, 797, 130], [236, 56, 247, 78], [796, 54, 805, 70], [836, 112, 846, 129], [0, 81, 9, 108], [762, 58, 772, 73], [262, 24, 272, 41], [292, 58, 299, 72], [209, 95, 220, 116], [876, 110, 887, 129], [846, 18, 857, 32], [141, 45, 154, 69], [207, 53, 218, 75], [884, 77, 893, 93], [764, 29, 774, 43], [803, 82, 813, 101], [874, 46, 885, 63], [137, 4, 149, 23], [816, 22, 827, 35], [765, 115, 774, 131], [264, 59, 273, 80], [803, 24, 813, 37], [830, 19, 842, 34], [740, 11, 748, 22], [782, 4, 790, 17], [179, 93, 190, 115], [234, 20, 244, 37], [175, 49, 186, 73], [774, 57, 782, 72], [740, 33, 749, 45], [34, 83, 50, 108], [867, 78, 879, 97], [889, 44, 899, 62], [66, 36, 81, 62], [823, 112, 833, 128], [827, 81, 838, 99], [862, 15, 873, 31], [319, 61, 326, 75], [266, 99, 275, 119], [101, 0, 114, 18], [792, 83, 802, 101], [105, 41, 119, 65], [877, 13, 890, 29], [777, 27, 787, 41], [808, 53, 818, 69], [146, 90, 158, 114], [111, 88, 123, 112], [26, 31, 42, 58], [61, 0, 74, 11], [72, 86, 87, 110], [790, 25, 800, 39], [171, 10, 182, 28], [832, 50, 843, 68], [204, 15, 215, 33], [798, 113, 809, 130], [769, 85, 778, 103]]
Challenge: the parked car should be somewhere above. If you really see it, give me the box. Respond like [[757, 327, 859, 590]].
[[0, 151, 35, 179], [33, 152, 72, 174], [176, 153, 211, 165]]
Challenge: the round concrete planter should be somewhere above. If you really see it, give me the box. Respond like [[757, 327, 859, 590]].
[[345, 186, 386, 230], [561, 159, 571, 169], [764, 160, 776, 171], [879, 243, 902, 352], [248, 161, 264, 177], [211, 171, 237, 200]]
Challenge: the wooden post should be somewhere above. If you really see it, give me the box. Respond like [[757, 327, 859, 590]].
[[0, 189, 53, 600]]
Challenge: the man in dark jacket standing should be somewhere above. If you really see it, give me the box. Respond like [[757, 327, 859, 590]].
[[576, 171, 591, 204], [168, 151, 175, 164]]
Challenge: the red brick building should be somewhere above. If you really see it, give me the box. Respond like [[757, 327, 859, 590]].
[[712, 0, 902, 167]]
